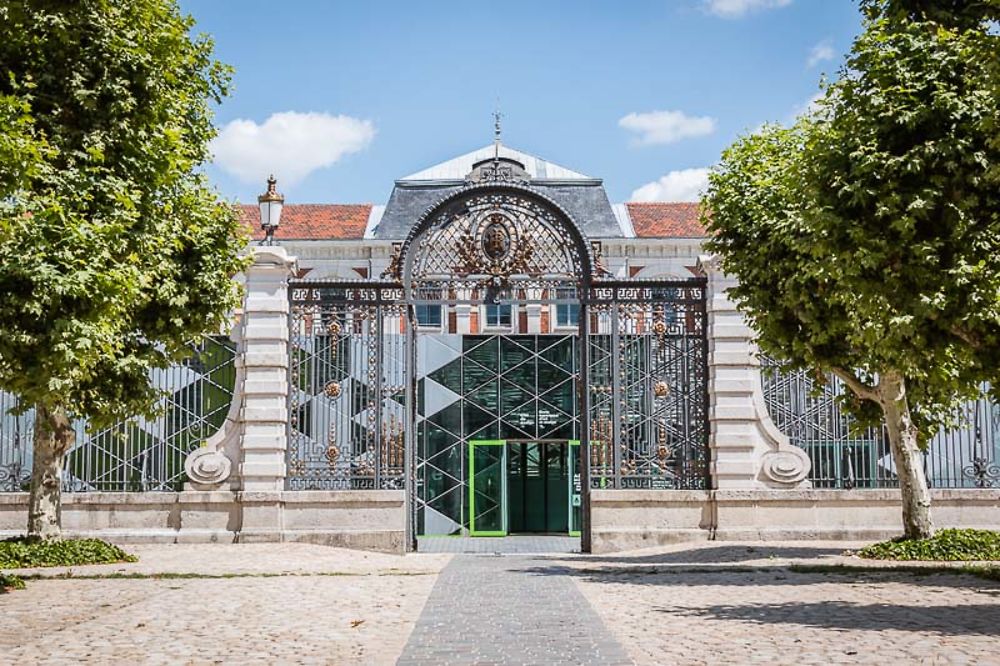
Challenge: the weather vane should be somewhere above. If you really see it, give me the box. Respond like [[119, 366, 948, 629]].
[[493, 105, 502, 162]]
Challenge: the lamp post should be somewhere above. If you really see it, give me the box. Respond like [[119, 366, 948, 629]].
[[257, 174, 284, 245]]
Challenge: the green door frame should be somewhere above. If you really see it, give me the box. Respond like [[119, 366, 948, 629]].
[[568, 439, 581, 536], [468, 439, 507, 536]]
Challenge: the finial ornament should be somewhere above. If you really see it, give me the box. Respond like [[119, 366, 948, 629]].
[[493, 107, 502, 162]]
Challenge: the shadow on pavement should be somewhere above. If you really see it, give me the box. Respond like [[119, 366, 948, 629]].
[[662, 600, 1000, 636], [563, 544, 848, 564], [513, 561, 1000, 591]]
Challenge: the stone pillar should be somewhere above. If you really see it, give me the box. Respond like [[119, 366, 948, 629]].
[[455, 304, 472, 334], [236, 247, 297, 542], [525, 304, 543, 333], [238, 247, 298, 491], [699, 255, 811, 489], [185, 247, 298, 492]]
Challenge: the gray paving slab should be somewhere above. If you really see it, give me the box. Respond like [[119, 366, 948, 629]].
[[417, 535, 580, 554], [397, 554, 633, 665]]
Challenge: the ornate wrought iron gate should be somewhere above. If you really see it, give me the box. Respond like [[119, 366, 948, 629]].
[[581, 280, 709, 491], [287, 184, 710, 550], [287, 282, 408, 490]]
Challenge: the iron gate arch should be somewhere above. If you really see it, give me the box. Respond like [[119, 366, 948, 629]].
[[286, 183, 709, 550]]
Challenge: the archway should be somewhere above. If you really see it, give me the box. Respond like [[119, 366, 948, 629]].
[[397, 184, 596, 550]]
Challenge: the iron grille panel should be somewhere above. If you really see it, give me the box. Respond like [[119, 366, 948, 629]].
[[584, 280, 710, 490], [761, 358, 1000, 488], [0, 337, 237, 492], [287, 284, 407, 490]]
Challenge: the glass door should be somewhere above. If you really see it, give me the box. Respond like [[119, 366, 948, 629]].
[[468, 440, 507, 536]]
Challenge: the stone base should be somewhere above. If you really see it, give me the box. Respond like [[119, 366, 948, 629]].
[[590, 488, 1000, 553], [0, 490, 405, 553]]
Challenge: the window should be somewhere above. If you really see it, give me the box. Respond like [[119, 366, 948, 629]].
[[556, 288, 579, 327], [415, 304, 442, 328], [485, 304, 512, 328]]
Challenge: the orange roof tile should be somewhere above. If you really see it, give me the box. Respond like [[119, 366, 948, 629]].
[[238, 204, 371, 241], [626, 202, 706, 238]]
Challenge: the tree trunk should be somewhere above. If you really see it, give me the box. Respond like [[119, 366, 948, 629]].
[[878, 372, 934, 540], [27, 405, 75, 540]]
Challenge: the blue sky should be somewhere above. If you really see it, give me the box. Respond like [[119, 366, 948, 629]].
[[181, 0, 862, 206]]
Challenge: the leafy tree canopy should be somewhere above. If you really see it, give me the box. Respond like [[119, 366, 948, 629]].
[[0, 1, 248, 428], [705, 1, 1000, 437]]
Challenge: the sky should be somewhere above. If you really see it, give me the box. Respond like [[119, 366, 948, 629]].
[[180, 0, 863, 206]]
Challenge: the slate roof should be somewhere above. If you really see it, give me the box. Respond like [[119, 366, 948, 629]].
[[371, 181, 624, 239], [626, 202, 706, 238], [238, 204, 371, 240]]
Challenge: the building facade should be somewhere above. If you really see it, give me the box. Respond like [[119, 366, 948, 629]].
[[1, 144, 999, 552]]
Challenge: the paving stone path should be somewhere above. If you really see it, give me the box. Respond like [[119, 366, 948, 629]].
[[417, 535, 580, 554], [397, 555, 632, 666], [3, 542, 998, 664]]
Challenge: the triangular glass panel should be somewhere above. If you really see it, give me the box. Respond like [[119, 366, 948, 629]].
[[465, 336, 500, 372], [499, 379, 533, 416], [467, 380, 499, 414], [500, 336, 534, 373], [429, 359, 463, 394]]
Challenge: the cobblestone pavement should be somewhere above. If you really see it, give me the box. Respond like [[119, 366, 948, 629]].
[[2, 541, 999, 665], [4, 542, 451, 578], [541, 543, 1000, 665], [1, 544, 451, 665], [398, 555, 632, 665]]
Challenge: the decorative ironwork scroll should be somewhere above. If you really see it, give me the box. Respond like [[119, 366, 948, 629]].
[[404, 188, 589, 298], [0, 337, 237, 492], [287, 282, 407, 490], [761, 359, 1000, 489]]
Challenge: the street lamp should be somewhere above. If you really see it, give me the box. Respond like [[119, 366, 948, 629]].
[[257, 174, 284, 245]]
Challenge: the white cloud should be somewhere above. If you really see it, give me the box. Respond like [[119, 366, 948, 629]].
[[619, 110, 716, 146], [630, 168, 711, 202], [703, 0, 793, 18], [211, 111, 375, 186], [807, 40, 835, 67]]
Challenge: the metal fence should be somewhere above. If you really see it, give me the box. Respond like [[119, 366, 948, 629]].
[[761, 359, 1000, 489], [287, 282, 408, 491], [0, 337, 237, 492]]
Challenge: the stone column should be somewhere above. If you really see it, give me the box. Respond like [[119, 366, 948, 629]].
[[699, 255, 811, 489], [238, 246, 298, 491], [455, 304, 472, 334], [525, 287, 542, 335]]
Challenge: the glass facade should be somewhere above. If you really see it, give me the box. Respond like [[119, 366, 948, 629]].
[[416, 334, 579, 535]]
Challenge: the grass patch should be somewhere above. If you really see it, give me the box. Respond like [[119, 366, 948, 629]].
[[0, 537, 137, 569], [17, 570, 436, 581], [0, 572, 25, 593], [856, 528, 1000, 562]]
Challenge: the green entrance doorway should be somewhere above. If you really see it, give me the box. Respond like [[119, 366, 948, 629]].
[[508, 442, 568, 533], [468, 439, 581, 536]]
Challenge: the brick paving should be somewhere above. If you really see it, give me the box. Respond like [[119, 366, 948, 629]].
[[1, 541, 998, 665], [397, 555, 632, 665]]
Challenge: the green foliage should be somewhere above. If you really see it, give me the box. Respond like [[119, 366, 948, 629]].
[[858, 528, 1000, 561], [0, 1, 249, 428], [0, 537, 137, 568], [703, 2, 1000, 437], [0, 572, 25, 592]]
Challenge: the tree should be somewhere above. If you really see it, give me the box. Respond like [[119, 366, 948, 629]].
[[703, 0, 1000, 539], [0, 1, 248, 539]]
